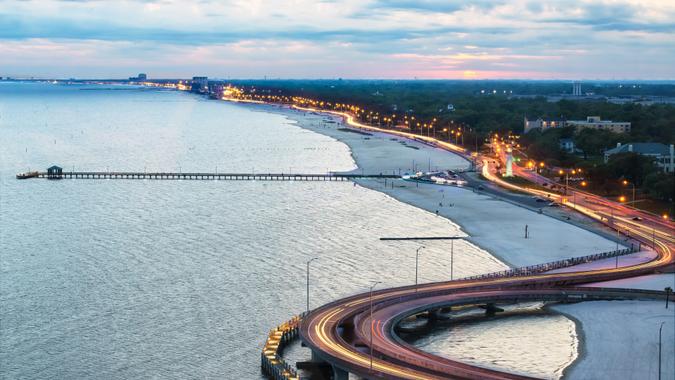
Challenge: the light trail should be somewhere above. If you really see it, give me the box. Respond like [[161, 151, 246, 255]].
[[245, 102, 674, 379]]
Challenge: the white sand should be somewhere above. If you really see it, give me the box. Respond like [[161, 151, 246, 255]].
[[551, 301, 674, 380], [239, 102, 664, 380], [267, 106, 621, 268]]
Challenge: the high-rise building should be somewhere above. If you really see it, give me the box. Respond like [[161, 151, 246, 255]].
[[191, 76, 208, 93], [129, 73, 147, 81], [572, 81, 582, 96]]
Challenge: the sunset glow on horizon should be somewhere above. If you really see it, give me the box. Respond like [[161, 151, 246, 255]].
[[1, 0, 674, 79]]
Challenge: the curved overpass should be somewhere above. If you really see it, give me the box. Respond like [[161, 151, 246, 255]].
[[282, 104, 675, 379], [301, 247, 673, 379]]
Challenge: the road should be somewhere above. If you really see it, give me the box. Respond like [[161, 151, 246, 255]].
[[288, 105, 674, 379]]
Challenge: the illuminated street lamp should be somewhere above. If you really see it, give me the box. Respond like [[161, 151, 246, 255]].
[[619, 195, 627, 203], [622, 179, 636, 203]]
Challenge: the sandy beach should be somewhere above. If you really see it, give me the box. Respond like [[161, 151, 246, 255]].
[[262, 104, 621, 267], [237, 101, 673, 380]]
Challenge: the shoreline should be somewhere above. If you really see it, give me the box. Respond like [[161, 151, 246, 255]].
[[544, 304, 587, 379], [224, 99, 672, 380], [236, 100, 624, 268], [212, 97, 669, 380]]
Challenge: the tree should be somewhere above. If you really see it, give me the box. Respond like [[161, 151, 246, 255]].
[[575, 129, 621, 159], [606, 152, 658, 186], [643, 172, 675, 202]]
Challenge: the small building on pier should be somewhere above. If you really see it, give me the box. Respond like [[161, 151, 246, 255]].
[[47, 165, 63, 179]]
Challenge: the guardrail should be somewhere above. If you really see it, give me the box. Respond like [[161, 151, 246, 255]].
[[460, 247, 637, 281], [261, 313, 305, 380]]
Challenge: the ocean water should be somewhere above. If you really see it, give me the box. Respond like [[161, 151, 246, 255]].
[[0, 82, 574, 379]]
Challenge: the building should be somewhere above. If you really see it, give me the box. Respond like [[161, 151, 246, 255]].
[[559, 138, 576, 153], [47, 165, 63, 179], [523, 117, 566, 134], [567, 116, 631, 134], [128, 73, 147, 81], [209, 84, 224, 99], [604, 143, 674, 173], [525, 116, 630, 134], [573, 81, 582, 96], [191, 76, 208, 93]]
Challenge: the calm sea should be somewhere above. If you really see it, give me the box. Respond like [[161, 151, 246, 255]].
[[0, 82, 573, 379]]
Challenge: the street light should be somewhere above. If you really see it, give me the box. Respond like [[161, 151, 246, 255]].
[[658, 322, 665, 380], [369, 281, 382, 373], [415, 246, 426, 292], [450, 240, 455, 281], [665, 287, 672, 309], [622, 179, 636, 203], [306, 257, 318, 313]]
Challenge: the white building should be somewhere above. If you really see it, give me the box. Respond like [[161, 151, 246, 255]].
[[567, 116, 631, 134], [604, 143, 674, 173], [523, 117, 566, 134]]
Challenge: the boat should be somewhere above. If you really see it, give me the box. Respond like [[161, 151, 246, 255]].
[[16, 171, 39, 179]]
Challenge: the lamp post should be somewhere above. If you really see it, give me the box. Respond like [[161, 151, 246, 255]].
[[623, 179, 636, 204], [450, 239, 454, 280], [306, 257, 318, 313], [369, 281, 382, 373], [665, 287, 672, 309], [558, 169, 568, 195], [415, 246, 426, 292], [658, 322, 665, 380]]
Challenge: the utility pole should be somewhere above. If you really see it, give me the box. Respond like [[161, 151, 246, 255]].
[[665, 287, 672, 309], [525, 224, 528, 239]]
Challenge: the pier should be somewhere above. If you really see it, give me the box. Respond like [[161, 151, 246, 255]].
[[18, 169, 400, 182]]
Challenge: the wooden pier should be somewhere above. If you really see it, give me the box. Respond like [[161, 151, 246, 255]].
[[21, 171, 400, 181]]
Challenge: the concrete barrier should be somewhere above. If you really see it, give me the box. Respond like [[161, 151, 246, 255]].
[[261, 313, 306, 380]]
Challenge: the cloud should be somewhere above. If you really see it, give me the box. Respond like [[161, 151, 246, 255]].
[[0, 0, 673, 79]]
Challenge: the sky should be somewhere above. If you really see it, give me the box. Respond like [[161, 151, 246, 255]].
[[1, 0, 674, 80]]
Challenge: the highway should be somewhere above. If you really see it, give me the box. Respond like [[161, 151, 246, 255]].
[[292, 105, 674, 379]]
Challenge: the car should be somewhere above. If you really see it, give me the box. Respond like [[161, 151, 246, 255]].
[[548, 202, 560, 207], [632, 216, 643, 221], [477, 185, 484, 190], [535, 198, 547, 203]]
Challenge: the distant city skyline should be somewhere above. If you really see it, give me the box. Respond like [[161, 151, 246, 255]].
[[1, 0, 674, 80]]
